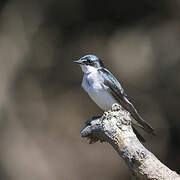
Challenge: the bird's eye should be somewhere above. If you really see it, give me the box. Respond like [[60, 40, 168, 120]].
[[87, 59, 92, 63]]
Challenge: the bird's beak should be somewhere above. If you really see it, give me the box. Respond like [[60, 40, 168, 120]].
[[73, 59, 83, 64]]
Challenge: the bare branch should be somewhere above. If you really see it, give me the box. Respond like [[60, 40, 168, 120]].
[[81, 104, 180, 180]]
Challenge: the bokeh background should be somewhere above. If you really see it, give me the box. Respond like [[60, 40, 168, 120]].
[[0, 0, 180, 179]]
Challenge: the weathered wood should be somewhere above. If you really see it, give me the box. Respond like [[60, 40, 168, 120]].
[[81, 104, 180, 180]]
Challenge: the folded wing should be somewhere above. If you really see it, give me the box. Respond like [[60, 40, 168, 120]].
[[99, 68, 154, 135]]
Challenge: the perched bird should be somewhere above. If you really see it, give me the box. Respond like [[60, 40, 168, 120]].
[[74, 55, 154, 142]]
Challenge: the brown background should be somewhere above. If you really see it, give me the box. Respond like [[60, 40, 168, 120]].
[[0, 0, 180, 179]]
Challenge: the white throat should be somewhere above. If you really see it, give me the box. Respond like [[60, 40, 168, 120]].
[[80, 65, 98, 74]]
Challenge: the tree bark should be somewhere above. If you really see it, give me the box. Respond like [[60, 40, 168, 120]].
[[81, 104, 180, 180]]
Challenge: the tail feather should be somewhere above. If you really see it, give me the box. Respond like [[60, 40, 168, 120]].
[[123, 97, 154, 135]]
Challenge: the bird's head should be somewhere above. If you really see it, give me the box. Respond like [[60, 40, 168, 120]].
[[73, 55, 104, 73]]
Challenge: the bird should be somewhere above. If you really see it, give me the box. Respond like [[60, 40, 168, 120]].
[[74, 54, 154, 142]]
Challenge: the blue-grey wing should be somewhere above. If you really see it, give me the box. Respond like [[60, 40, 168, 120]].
[[99, 68, 127, 99], [98, 68, 154, 135]]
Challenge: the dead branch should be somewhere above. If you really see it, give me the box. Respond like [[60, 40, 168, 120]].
[[81, 104, 180, 180]]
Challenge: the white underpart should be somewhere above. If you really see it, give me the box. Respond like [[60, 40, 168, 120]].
[[80, 64, 97, 74], [81, 64, 118, 111]]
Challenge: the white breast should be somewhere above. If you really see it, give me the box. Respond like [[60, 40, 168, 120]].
[[82, 70, 118, 111]]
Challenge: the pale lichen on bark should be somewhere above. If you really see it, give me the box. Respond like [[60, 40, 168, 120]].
[[81, 103, 180, 180]]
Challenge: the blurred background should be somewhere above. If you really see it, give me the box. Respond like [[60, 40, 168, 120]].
[[0, 0, 180, 179]]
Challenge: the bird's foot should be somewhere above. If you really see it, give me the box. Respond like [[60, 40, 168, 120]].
[[85, 115, 102, 125]]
